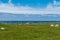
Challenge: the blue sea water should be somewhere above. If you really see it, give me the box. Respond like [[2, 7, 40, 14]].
[[0, 21, 60, 24]]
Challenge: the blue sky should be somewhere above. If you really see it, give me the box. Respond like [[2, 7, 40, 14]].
[[0, 0, 59, 8], [0, 0, 60, 14], [0, 0, 60, 21]]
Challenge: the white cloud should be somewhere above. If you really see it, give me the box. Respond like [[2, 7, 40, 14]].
[[0, 0, 60, 14]]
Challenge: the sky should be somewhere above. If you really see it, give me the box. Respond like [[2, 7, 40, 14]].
[[0, 0, 60, 21], [0, 0, 53, 7], [0, 0, 60, 14]]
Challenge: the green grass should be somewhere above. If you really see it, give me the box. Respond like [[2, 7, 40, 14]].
[[0, 23, 60, 40]]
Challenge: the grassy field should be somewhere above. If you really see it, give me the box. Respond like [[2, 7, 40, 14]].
[[0, 23, 60, 40]]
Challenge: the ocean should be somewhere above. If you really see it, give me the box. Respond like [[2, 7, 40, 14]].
[[0, 21, 60, 24]]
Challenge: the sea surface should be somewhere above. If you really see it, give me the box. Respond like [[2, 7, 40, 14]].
[[0, 21, 60, 24]]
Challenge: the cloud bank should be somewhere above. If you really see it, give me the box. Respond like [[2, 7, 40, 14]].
[[0, 0, 60, 14]]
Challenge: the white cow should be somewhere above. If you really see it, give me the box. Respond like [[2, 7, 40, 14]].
[[50, 24, 54, 27], [0, 27, 6, 30], [55, 24, 59, 27]]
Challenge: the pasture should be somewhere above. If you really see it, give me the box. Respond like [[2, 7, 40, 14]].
[[0, 22, 60, 40]]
